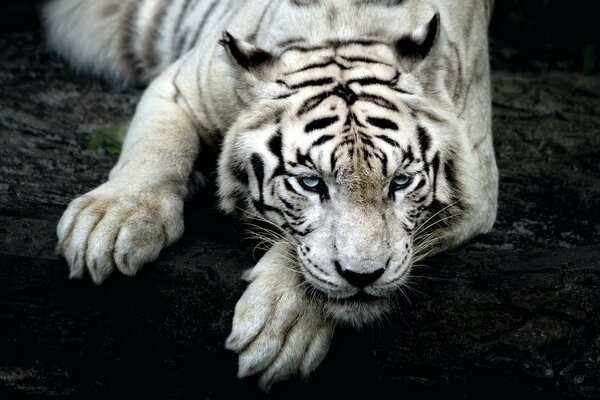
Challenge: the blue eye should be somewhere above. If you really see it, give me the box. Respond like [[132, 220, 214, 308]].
[[299, 176, 323, 191], [391, 174, 413, 190]]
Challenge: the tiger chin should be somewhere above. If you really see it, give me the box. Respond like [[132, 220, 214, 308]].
[[44, 0, 498, 392]]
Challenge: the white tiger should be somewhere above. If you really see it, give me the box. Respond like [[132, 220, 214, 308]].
[[43, 0, 498, 390]]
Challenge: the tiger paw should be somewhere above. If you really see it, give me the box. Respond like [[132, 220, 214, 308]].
[[56, 183, 184, 284], [225, 242, 334, 391]]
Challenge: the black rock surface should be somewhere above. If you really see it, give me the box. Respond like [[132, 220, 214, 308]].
[[1, 28, 599, 400]]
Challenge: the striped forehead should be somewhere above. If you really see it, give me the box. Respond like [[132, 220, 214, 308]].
[[277, 43, 407, 134], [279, 43, 399, 87], [275, 45, 419, 176]]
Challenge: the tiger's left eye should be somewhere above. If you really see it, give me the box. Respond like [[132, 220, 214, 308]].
[[299, 176, 323, 192], [390, 174, 413, 191]]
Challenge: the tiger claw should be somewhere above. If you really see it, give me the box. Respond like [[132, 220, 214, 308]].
[[226, 242, 334, 390]]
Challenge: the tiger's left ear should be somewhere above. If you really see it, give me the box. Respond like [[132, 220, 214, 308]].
[[394, 13, 440, 65], [220, 32, 275, 77]]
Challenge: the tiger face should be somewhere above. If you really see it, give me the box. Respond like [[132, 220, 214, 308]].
[[219, 14, 463, 326]]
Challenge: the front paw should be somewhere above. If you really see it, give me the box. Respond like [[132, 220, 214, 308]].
[[56, 184, 184, 284], [225, 243, 334, 391]]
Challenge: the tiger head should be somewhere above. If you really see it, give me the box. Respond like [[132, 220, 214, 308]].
[[218, 14, 470, 326]]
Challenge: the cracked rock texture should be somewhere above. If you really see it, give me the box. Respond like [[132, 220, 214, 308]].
[[1, 18, 599, 400]]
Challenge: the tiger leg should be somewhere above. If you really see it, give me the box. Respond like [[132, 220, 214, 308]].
[[56, 60, 213, 284], [226, 242, 334, 392]]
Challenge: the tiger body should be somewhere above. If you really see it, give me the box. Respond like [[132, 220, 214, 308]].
[[44, 0, 498, 390]]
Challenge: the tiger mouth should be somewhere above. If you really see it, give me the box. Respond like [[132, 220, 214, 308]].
[[306, 284, 383, 305], [332, 291, 381, 304], [298, 274, 393, 324]]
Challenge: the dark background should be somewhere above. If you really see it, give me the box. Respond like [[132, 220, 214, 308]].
[[1, 1, 599, 400], [490, 0, 599, 74]]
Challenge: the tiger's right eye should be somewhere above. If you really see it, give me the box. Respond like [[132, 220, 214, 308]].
[[390, 173, 413, 191], [298, 176, 323, 192]]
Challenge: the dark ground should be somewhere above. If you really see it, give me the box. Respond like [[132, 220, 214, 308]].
[[1, 2, 599, 399]]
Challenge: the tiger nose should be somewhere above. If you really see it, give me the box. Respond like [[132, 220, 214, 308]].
[[335, 261, 384, 288]]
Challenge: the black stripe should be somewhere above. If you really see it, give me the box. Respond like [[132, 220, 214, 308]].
[[291, 0, 318, 6], [334, 84, 358, 105], [311, 134, 335, 147], [358, 132, 376, 148], [268, 130, 286, 179], [367, 117, 398, 130], [253, 201, 285, 219], [380, 151, 388, 176], [339, 56, 392, 66], [352, 1, 407, 8], [282, 44, 329, 53], [330, 150, 338, 173], [295, 150, 317, 169], [286, 223, 314, 236], [413, 178, 426, 191], [284, 179, 302, 196], [278, 195, 300, 212], [375, 134, 400, 147], [251, 153, 265, 204], [300, 259, 336, 287], [416, 193, 429, 203], [351, 112, 365, 127], [305, 116, 339, 132], [362, 137, 375, 148], [297, 92, 329, 116], [346, 77, 392, 86], [286, 61, 341, 75], [431, 151, 440, 199], [327, 38, 387, 47], [275, 91, 296, 100], [402, 145, 415, 165], [282, 207, 305, 223], [338, 137, 356, 148], [417, 125, 431, 156], [359, 94, 398, 111], [289, 77, 335, 89], [296, 85, 358, 116], [392, 87, 414, 95]]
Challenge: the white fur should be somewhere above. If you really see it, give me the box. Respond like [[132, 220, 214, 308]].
[[42, 0, 137, 83], [45, 0, 497, 389]]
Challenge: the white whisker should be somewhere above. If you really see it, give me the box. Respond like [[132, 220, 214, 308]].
[[412, 200, 461, 237]]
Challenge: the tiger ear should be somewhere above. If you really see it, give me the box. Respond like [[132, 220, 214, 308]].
[[220, 32, 275, 76], [394, 13, 440, 66]]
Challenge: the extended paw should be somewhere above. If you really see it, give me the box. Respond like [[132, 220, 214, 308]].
[[56, 184, 184, 284], [225, 243, 334, 391]]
